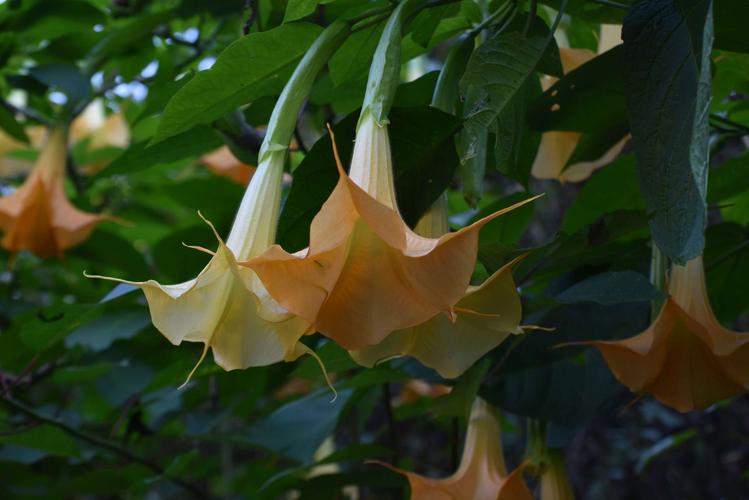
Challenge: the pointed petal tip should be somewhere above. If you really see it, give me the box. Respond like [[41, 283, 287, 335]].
[[326, 123, 347, 178], [179, 343, 210, 389]]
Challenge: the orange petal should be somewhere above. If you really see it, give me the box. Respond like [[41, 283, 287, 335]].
[[589, 300, 746, 412]]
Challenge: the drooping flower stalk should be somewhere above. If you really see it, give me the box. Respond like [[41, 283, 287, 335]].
[[87, 21, 350, 377], [248, 1, 538, 350], [0, 127, 112, 257]]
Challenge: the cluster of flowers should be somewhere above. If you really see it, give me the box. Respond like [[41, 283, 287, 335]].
[[1, 1, 746, 497]]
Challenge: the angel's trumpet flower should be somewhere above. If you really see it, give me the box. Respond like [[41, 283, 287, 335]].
[[248, 1, 538, 350], [378, 398, 532, 500], [0, 128, 111, 257], [540, 450, 575, 500], [349, 194, 524, 378], [86, 21, 350, 376], [584, 256, 749, 412], [531, 25, 628, 183]]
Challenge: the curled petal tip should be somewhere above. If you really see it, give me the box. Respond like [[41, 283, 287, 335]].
[[179, 343, 210, 389]]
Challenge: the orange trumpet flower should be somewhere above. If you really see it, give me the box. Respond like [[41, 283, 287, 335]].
[[378, 398, 532, 500], [585, 256, 749, 412], [248, 117, 538, 350], [0, 128, 111, 258], [349, 194, 524, 378]]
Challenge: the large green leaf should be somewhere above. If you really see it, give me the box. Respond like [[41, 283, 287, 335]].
[[529, 45, 626, 134], [97, 125, 223, 177], [154, 23, 322, 143], [459, 17, 559, 163], [555, 271, 665, 306], [244, 388, 353, 463], [561, 155, 646, 234], [624, 0, 713, 262]]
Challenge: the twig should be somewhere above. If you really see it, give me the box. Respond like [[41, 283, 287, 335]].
[[244, 0, 259, 34], [1, 395, 208, 499], [710, 113, 749, 135]]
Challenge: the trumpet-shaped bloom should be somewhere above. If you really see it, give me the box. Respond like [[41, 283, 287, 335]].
[[87, 152, 314, 374], [201, 146, 256, 184], [0, 128, 110, 257], [350, 196, 524, 378], [379, 398, 532, 500], [540, 451, 575, 500], [586, 256, 749, 412], [531, 27, 628, 183], [249, 116, 537, 350]]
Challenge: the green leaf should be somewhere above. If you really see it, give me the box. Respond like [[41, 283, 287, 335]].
[[561, 155, 646, 234], [64, 310, 150, 352], [708, 150, 749, 203], [529, 45, 626, 134], [623, 0, 713, 262], [154, 23, 322, 143], [0, 104, 28, 143], [28, 63, 91, 103], [482, 349, 622, 427], [17, 303, 104, 350], [555, 271, 666, 306], [329, 20, 385, 87], [284, 0, 327, 22], [244, 388, 353, 463], [459, 21, 557, 163], [0, 424, 79, 458], [704, 222, 749, 322], [51, 362, 119, 384], [84, 10, 173, 72], [97, 125, 223, 177], [714, 0, 749, 53], [277, 105, 461, 251]]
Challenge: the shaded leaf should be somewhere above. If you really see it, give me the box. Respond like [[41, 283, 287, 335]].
[[624, 0, 713, 262]]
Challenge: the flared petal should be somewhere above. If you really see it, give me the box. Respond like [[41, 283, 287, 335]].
[[590, 300, 747, 412], [249, 164, 537, 350], [87, 220, 309, 372], [350, 258, 522, 378], [0, 128, 111, 257], [0, 168, 107, 257], [497, 465, 533, 500]]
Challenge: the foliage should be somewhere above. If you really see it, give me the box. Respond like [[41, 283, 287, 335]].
[[1, 0, 748, 499]]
